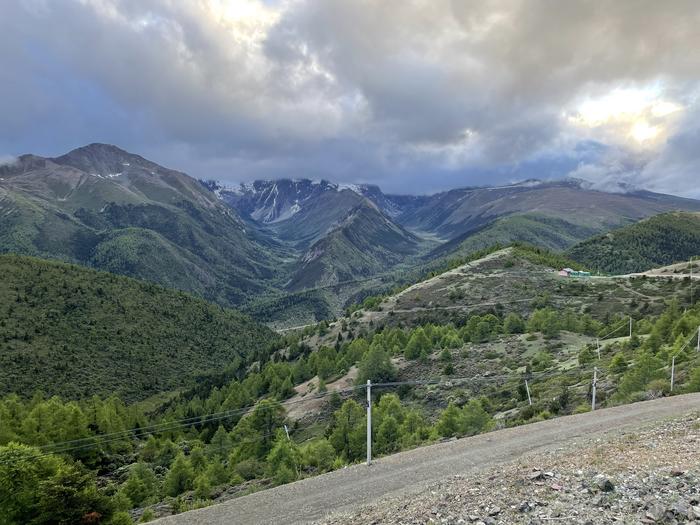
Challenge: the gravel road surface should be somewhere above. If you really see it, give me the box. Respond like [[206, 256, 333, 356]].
[[152, 393, 700, 525]]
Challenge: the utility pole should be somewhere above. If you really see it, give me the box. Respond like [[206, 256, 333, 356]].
[[283, 424, 290, 440], [525, 379, 532, 406], [691, 257, 694, 307], [671, 356, 676, 392], [591, 367, 597, 411], [596, 338, 601, 360], [366, 379, 372, 466], [629, 317, 633, 338]]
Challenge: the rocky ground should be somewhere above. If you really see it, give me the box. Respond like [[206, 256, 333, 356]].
[[321, 412, 700, 525]]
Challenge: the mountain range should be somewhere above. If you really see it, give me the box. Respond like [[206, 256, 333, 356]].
[[3, 143, 700, 325]]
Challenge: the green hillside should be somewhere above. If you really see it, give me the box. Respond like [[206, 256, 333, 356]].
[[286, 202, 430, 291], [431, 213, 600, 259], [566, 212, 700, 274], [0, 254, 280, 401], [0, 145, 283, 307]]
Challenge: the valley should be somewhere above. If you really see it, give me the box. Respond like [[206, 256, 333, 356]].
[[2, 145, 700, 525], [5, 5, 700, 525], [4, 144, 700, 329]]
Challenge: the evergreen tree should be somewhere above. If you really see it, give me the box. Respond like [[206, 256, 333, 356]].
[[405, 328, 430, 360], [439, 348, 452, 363], [376, 416, 400, 454], [194, 473, 211, 500], [357, 345, 396, 385], [610, 352, 628, 374], [617, 352, 665, 398], [164, 453, 194, 497], [301, 439, 336, 473], [209, 425, 233, 459], [204, 461, 230, 486], [329, 400, 366, 461], [266, 431, 300, 485], [461, 400, 493, 436], [0, 443, 112, 525], [436, 403, 462, 437], [503, 313, 525, 334], [578, 345, 596, 365], [121, 463, 157, 508]]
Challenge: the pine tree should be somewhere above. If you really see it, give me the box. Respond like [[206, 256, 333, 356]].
[[436, 403, 463, 437], [164, 453, 194, 497], [609, 352, 628, 374], [376, 415, 400, 454], [357, 344, 396, 385], [329, 400, 366, 461], [209, 425, 233, 459], [461, 399, 493, 436], [503, 313, 525, 334], [194, 473, 211, 500], [405, 327, 430, 360], [266, 430, 299, 485]]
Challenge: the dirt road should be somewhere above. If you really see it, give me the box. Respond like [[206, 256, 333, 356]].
[[152, 393, 700, 525]]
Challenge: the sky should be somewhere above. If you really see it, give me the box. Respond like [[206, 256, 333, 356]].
[[1, 0, 699, 197]]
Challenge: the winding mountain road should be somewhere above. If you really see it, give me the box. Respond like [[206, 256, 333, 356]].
[[153, 393, 700, 525]]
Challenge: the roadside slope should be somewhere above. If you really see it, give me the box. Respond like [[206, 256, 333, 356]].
[[152, 393, 700, 525]]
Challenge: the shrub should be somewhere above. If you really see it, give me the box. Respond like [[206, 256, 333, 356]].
[[302, 439, 336, 473], [609, 352, 628, 374], [685, 367, 700, 393], [233, 459, 264, 481]]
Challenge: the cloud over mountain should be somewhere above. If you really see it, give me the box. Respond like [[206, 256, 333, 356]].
[[1, 0, 699, 195]]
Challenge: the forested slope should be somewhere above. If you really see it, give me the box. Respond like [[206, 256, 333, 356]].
[[567, 212, 700, 274], [0, 254, 279, 401]]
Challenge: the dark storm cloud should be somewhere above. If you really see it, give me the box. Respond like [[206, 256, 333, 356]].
[[0, 0, 699, 195]]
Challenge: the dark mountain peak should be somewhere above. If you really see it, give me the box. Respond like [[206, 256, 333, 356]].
[[52, 143, 160, 176], [214, 177, 368, 224], [212, 177, 406, 222], [0, 154, 47, 176]]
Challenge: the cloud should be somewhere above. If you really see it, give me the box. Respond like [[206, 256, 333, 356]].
[[0, 155, 17, 167], [638, 106, 700, 199], [0, 0, 699, 195]]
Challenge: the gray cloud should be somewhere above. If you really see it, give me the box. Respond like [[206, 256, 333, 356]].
[[0, 155, 17, 167], [0, 0, 699, 195], [639, 107, 700, 199]]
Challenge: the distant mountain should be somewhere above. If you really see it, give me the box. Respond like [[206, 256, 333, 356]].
[[286, 201, 428, 291], [6, 146, 700, 327], [430, 213, 602, 259], [566, 212, 700, 274], [0, 254, 278, 401], [206, 178, 405, 249], [393, 179, 700, 241], [0, 144, 283, 305], [216, 177, 700, 247]]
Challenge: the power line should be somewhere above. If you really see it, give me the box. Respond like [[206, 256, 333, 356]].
[[34, 387, 363, 458], [6, 361, 613, 465]]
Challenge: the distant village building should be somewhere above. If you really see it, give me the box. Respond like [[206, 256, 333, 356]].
[[559, 268, 592, 278]]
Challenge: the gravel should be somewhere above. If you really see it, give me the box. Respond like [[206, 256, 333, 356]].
[[320, 413, 700, 525], [151, 395, 700, 525]]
